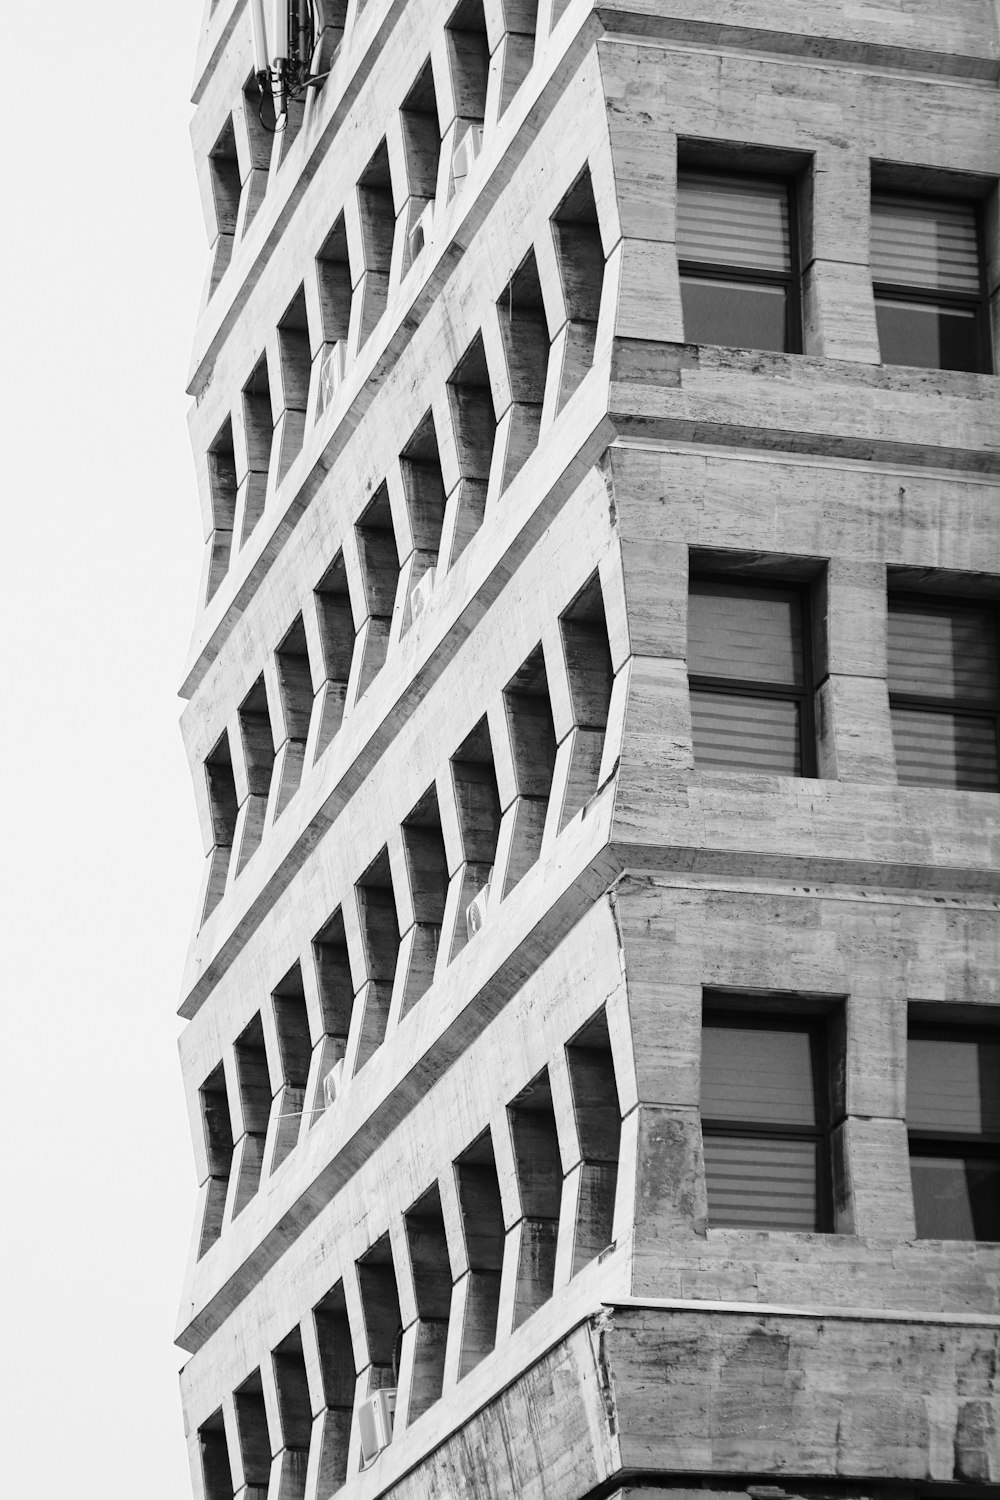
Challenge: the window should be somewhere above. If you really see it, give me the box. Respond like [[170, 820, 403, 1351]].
[[888, 594, 999, 792], [871, 193, 991, 373], [688, 577, 816, 775], [907, 1029, 1000, 1240], [677, 170, 800, 353], [700, 1011, 832, 1231]]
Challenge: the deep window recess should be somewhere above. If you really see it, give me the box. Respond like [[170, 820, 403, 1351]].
[[888, 594, 999, 793], [197, 1063, 235, 1256], [551, 167, 604, 411], [677, 170, 800, 353], [271, 1328, 312, 1496], [207, 117, 240, 295], [566, 1009, 621, 1273], [700, 1011, 832, 1232], [507, 1070, 562, 1326], [198, 1409, 234, 1500], [907, 1028, 1000, 1241], [454, 1132, 504, 1375], [205, 418, 237, 602], [312, 1281, 355, 1492], [203, 732, 238, 921], [233, 1014, 271, 1214], [356, 1234, 403, 1399], [403, 1185, 452, 1421], [234, 1369, 271, 1495], [688, 577, 815, 776], [871, 193, 991, 374]]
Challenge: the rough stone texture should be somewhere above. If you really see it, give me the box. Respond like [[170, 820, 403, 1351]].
[[178, 0, 999, 1495]]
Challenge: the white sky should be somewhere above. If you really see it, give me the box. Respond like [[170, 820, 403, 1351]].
[[4, 2, 207, 1493]]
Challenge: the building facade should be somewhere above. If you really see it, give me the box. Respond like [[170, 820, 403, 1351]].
[[177, 0, 1000, 1496]]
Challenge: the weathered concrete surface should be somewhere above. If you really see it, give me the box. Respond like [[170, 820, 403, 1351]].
[[371, 1305, 1000, 1497], [607, 1305, 1000, 1485]]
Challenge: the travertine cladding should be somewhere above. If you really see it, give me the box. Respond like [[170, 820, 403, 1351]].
[[179, 0, 1000, 1491], [183, 30, 1000, 699], [362, 1308, 1000, 1497], [178, 873, 1000, 1492], [615, 878, 1000, 1305]]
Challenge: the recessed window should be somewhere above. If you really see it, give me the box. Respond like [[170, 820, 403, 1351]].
[[907, 1029, 1000, 1240], [677, 170, 800, 353], [871, 193, 991, 373], [888, 594, 999, 792], [688, 577, 816, 775], [701, 1011, 832, 1232]]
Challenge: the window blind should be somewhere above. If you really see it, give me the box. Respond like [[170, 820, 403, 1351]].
[[677, 172, 791, 273], [703, 1135, 818, 1231], [888, 602, 997, 700], [891, 710, 997, 791], [910, 1156, 1000, 1241], [888, 599, 998, 791], [701, 1020, 826, 1232], [908, 1037, 1000, 1135], [691, 693, 800, 775], [702, 1025, 816, 1125], [871, 194, 981, 295], [689, 583, 803, 684]]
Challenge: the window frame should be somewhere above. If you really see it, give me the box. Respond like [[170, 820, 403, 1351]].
[[870, 190, 993, 375], [887, 589, 1000, 792], [906, 1023, 1000, 1242], [688, 573, 818, 778], [676, 169, 803, 356], [700, 1009, 834, 1234]]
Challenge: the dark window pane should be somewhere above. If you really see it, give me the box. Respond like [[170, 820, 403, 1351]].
[[888, 601, 997, 701], [681, 275, 788, 352], [968, 1159, 1000, 1239], [702, 1025, 817, 1125], [871, 194, 981, 295], [691, 691, 800, 775], [891, 708, 998, 791], [875, 297, 985, 373], [689, 583, 803, 685], [677, 173, 791, 272], [911, 1154, 1000, 1241], [908, 1037, 1000, 1134], [704, 1135, 819, 1230]]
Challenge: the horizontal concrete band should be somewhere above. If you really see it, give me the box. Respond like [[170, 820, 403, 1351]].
[[378, 1306, 1000, 1498], [605, 1296, 1000, 1328]]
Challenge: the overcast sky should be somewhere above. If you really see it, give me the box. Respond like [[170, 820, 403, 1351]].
[[4, 1, 206, 1493]]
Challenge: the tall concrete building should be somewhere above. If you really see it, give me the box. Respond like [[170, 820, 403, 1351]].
[[177, 0, 1000, 1495]]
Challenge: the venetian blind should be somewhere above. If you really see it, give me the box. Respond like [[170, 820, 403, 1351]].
[[690, 692, 801, 775], [701, 1023, 821, 1231], [689, 583, 803, 684], [871, 194, 981, 295], [891, 710, 998, 791], [907, 1037, 1000, 1135], [703, 1136, 819, 1231], [888, 600, 998, 790], [701, 1024, 817, 1125], [677, 172, 791, 273], [888, 601, 997, 700], [688, 583, 805, 774]]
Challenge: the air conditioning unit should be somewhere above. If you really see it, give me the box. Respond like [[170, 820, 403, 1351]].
[[450, 125, 484, 197], [322, 1059, 345, 1109], [408, 566, 436, 624], [407, 200, 435, 263], [358, 1387, 396, 1467], [466, 878, 491, 940], [317, 340, 347, 414]]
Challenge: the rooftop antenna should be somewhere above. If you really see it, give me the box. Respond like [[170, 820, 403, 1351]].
[[250, 0, 329, 132], [249, 0, 270, 90], [270, 0, 290, 123]]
